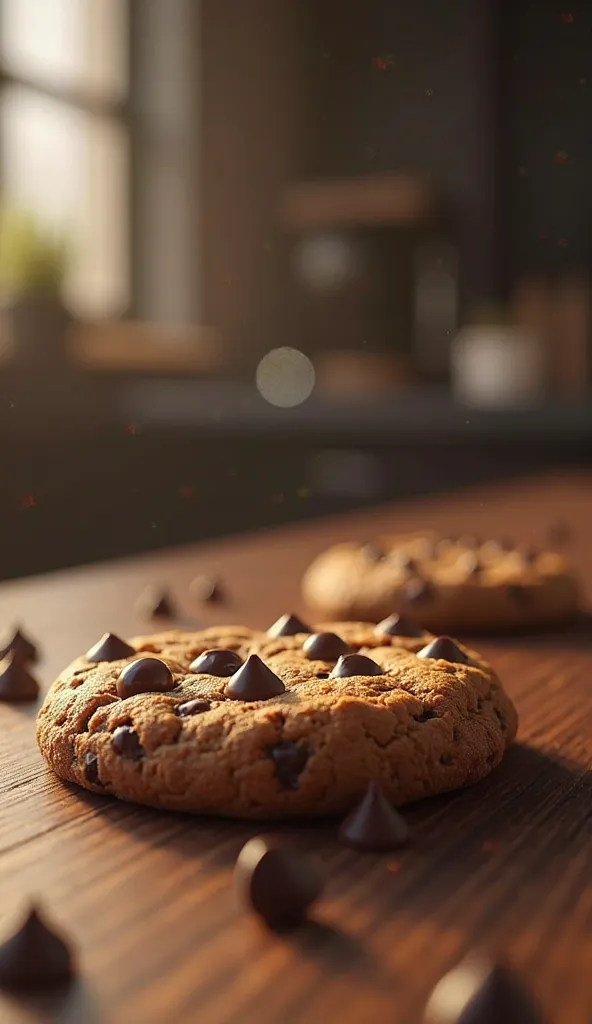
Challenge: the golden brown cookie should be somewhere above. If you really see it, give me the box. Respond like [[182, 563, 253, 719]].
[[302, 533, 581, 634], [36, 620, 517, 819]]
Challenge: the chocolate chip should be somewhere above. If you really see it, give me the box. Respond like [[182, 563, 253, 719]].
[[111, 725, 144, 759], [374, 614, 424, 638], [137, 585, 176, 619], [190, 574, 224, 603], [416, 637, 468, 664], [116, 657, 175, 698], [330, 654, 383, 678], [339, 781, 409, 852], [401, 578, 434, 603], [269, 742, 309, 789], [83, 751, 102, 785], [0, 905, 75, 992], [425, 955, 543, 1023], [0, 653, 39, 703], [360, 542, 385, 562], [226, 654, 286, 701], [414, 707, 438, 723], [177, 699, 211, 717], [267, 613, 312, 637], [0, 626, 38, 664], [189, 648, 243, 676], [506, 583, 534, 605], [302, 632, 351, 661], [516, 544, 538, 565], [235, 836, 323, 929], [86, 632, 135, 662], [457, 552, 482, 577]]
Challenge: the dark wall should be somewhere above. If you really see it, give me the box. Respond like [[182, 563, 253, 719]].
[[503, 0, 592, 287], [306, 0, 500, 303]]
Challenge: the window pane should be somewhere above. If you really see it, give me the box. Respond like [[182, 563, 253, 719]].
[[1, 86, 129, 316], [0, 0, 127, 100]]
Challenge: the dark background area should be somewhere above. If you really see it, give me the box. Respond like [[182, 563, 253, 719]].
[[1, 0, 592, 581]]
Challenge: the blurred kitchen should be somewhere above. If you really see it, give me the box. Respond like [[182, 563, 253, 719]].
[[1, 0, 591, 580]]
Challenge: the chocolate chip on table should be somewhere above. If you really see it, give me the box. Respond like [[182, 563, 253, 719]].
[[190, 574, 224, 603], [388, 552, 417, 572], [0, 905, 75, 992], [417, 637, 468, 664], [267, 613, 312, 638], [85, 632, 136, 662], [235, 836, 323, 929], [374, 614, 424, 638], [116, 657, 175, 698], [0, 626, 39, 664], [137, 585, 176, 619], [330, 654, 383, 678], [424, 955, 543, 1023], [302, 632, 351, 661], [226, 654, 286, 701], [189, 648, 243, 676], [269, 742, 309, 789], [0, 653, 40, 703], [111, 725, 144, 759], [83, 751, 103, 785], [177, 699, 212, 717], [339, 781, 409, 852], [401, 578, 434, 603]]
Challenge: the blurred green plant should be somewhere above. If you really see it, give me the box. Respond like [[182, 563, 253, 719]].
[[0, 207, 68, 300]]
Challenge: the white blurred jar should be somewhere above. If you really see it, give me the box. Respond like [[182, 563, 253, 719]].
[[451, 323, 545, 408]]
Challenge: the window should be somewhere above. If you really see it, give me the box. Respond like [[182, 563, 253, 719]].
[[0, 0, 130, 318]]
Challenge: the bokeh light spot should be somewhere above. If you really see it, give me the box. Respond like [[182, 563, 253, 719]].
[[256, 347, 315, 408]]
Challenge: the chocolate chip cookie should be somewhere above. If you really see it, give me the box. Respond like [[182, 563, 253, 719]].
[[36, 619, 517, 819], [302, 533, 581, 634]]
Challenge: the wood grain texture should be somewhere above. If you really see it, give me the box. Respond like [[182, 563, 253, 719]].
[[0, 471, 591, 1023]]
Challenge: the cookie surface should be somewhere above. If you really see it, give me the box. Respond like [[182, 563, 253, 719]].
[[302, 533, 581, 634], [37, 621, 517, 819]]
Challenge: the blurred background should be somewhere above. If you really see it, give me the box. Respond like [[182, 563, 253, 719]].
[[0, 0, 591, 580]]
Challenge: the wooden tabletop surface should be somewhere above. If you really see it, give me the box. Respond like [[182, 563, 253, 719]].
[[0, 471, 591, 1024]]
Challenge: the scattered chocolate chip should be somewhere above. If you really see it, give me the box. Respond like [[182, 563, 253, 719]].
[[190, 574, 224, 603], [235, 836, 323, 929], [360, 542, 385, 562], [339, 781, 409, 852], [388, 551, 417, 572], [302, 632, 351, 661], [457, 552, 482, 577], [267, 613, 312, 637], [0, 653, 39, 703], [137, 585, 176, 619], [86, 632, 135, 662], [177, 699, 211, 717], [116, 657, 175, 698], [402, 578, 434, 603], [0, 626, 38, 664], [424, 955, 543, 1023], [83, 751, 102, 785], [111, 725, 144, 759], [269, 742, 309, 789], [506, 583, 534, 605], [416, 637, 468, 664], [0, 905, 75, 992], [189, 648, 243, 676], [330, 654, 383, 678], [226, 654, 286, 701], [374, 614, 424, 638]]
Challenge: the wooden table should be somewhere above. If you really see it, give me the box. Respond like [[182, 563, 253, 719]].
[[0, 472, 591, 1023]]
